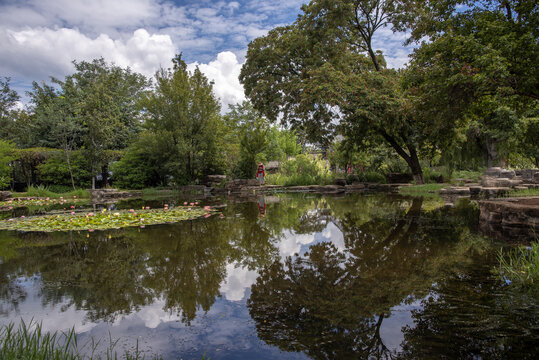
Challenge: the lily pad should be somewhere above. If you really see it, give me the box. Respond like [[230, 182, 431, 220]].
[[0, 206, 217, 232], [0, 197, 87, 210]]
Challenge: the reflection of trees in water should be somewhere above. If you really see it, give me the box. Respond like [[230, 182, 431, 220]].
[[0, 198, 320, 323], [397, 263, 539, 360], [248, 197, 491, 359]]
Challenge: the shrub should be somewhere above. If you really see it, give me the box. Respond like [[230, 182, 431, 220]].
[[37, 151, 92, 188], [266, 154, 333, 186]]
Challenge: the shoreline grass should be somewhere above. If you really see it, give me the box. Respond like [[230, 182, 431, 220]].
[[494, 241, 538, 287], [506, 188, 539, 197], [398, 183, 446, 197]]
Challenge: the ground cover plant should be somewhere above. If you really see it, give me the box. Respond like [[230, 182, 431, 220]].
[[0, 319, 173, 360], [0, 204, 217, 232], [494, 241, 538, 288], [0, 196, 87, 210]]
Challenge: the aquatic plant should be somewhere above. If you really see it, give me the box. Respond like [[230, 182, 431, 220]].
[[495, 241, 539, 287], [0, 320, 169, 359], [0, 206, 216, 232], [0, 196, 87, 210]]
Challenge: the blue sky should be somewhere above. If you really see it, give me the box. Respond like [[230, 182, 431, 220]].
[[0, 0, 414, 111]]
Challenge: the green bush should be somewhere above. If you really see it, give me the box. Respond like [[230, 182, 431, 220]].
[[37, 151, 91, 188], [0, 140, 16, 189], [111, 132, 170, 189], [355, 171, 386, 183], [266, 154, 333, 186]]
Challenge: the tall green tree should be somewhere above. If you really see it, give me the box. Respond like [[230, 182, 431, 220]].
[[240, 0, 432, 183], [62, 59, 149, 189], [402, 0, 538, 167], [0, 77, 20, 142], [224, 102, 269, 178], [142, 55, 224, 184]]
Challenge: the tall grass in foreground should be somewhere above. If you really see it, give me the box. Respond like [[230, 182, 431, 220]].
[[495, 241, 539, 287], [0, 320, 165, 360]]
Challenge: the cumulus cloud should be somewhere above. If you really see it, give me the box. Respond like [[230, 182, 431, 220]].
[[0, 27, 174, 81], [188, 51, 245, 112], [219, 262, 259, 301]]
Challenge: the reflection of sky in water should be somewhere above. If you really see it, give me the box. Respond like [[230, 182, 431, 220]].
[[0, 217, 417, 359]]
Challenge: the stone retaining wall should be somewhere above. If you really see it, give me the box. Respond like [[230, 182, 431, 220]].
[[478, 197, 539, 241]]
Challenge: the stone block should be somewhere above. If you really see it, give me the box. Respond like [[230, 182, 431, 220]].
[[334, 178, 347, 186], [481, 176, 511, 187], [0, 191, 11, 201], [500, 170, 515, 178], [485, 167, 502, 176]]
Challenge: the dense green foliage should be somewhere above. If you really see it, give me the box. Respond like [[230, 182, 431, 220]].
[[0, 1, 537, 190], [0, 140, 16, 189], [266, 154, 333, 186]]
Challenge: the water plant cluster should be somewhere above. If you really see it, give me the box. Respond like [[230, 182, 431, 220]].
[[0, 196, 84, 210], [495, 241, 539, 287], [0, 204, 217, 232]]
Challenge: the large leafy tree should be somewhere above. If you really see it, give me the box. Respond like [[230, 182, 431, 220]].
[[241, 0, 433, 183], [28, 59, 149, 189], [0, 77, 21, 142], [224, 102, 269, 178], [402, 0, 538, 167], [142, 55, 224, 184], [65, 59, 149, 189]]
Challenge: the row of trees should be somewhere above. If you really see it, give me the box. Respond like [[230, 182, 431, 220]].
[[1, 0, 537, 189], [0, 56, 300, 190], [240, 0, 538, 183]]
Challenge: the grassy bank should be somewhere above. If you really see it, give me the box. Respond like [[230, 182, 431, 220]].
[[507, 188, 539, 197], [398, 183, 446, 197]]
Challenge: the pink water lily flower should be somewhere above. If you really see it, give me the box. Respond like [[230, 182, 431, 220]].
[[183, 202, 188, 205], [204, 206, 211, 211], [88, 212, 94, 217], [71, 212, 75, 215], [7, 219, 13, 222]]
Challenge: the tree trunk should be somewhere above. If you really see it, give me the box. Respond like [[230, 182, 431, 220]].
[[407, 145, 425, 184], [65, 149, 76, 190], [485, 135, 502, 168], [378, 130, 425, 184]]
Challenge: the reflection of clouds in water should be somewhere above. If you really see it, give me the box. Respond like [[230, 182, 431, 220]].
[[0, 277, 96, 333], [380, 299, 423, 353], [278, 230, 315, 258], [321, 222, 345, 250], [116, 298, 181, 328], [219, 263, 258, 301]]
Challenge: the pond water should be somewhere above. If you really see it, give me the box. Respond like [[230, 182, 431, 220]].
[[0, 193, 537, 359]]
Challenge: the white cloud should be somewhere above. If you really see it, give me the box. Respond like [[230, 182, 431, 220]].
[[277, 230, 316, 259], [219, 262, 259, 301], [188, 51, 246, 112], [0, 27, 174, 81]]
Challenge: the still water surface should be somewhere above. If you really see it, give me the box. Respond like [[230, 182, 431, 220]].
[[0, 193, 537, 359]]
